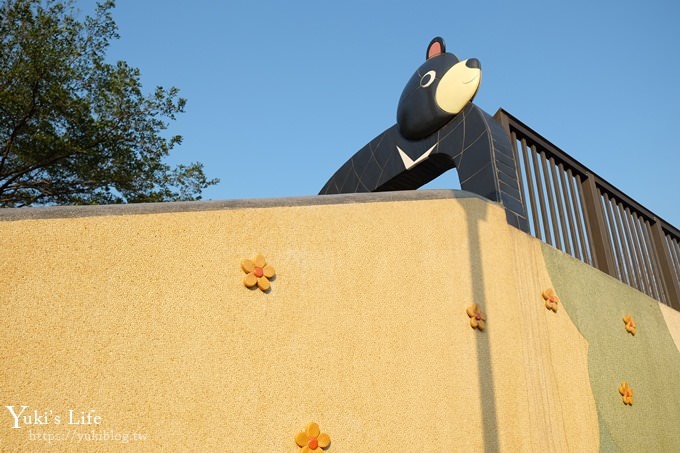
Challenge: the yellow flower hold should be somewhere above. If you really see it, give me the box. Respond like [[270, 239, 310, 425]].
[[295, 421, 331, 451], [618, 381, 633, 405], [466, 303, 486, 330], [241, 254, 276, 291], [623, 314, 636, 335], [542, 288, 559, 312]]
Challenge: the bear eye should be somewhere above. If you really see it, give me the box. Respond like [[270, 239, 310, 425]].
[[420, 70, 436, 88]]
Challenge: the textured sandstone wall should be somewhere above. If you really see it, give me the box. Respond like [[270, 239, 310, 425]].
[[0, 191, 675, 452]]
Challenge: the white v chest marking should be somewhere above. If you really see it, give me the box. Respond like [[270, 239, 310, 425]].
[[397, 144, 436, 170]]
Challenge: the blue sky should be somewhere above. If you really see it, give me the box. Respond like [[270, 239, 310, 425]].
[[79, 0, 679, 226]]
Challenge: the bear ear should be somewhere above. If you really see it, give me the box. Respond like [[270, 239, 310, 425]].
[[426, 36, 446, 59]]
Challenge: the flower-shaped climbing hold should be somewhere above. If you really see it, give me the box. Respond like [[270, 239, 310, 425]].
[[241, 254, 275, 291], [619, 381, 633, 405], [466, 304, 486, 330], [295, 422, 331, 452], [542, 288, 559, 312], [623, 314, 636, 335]]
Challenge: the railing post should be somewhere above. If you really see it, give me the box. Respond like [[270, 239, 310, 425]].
[[650, 220, 680, 309], [580, 175, 617, 277]]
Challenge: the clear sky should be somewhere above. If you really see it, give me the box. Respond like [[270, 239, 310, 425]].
[[78, 0, 679, 226]]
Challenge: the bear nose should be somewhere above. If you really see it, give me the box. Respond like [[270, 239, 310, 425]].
[[466, 58, 481, 69]]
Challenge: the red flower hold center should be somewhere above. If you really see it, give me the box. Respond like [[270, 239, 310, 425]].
[[549, 296, 556, 303], [254, 267, 264, 278], [307, 437, 318, 449], [475, 313, 481, 320]]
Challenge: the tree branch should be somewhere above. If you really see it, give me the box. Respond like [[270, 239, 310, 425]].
[[0, 150, 76, 194], [0, 78, 41, 176]]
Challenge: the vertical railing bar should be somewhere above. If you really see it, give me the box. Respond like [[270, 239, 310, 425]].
[[644, 223, 670, 300], [584, 176, 618, 273], [574, 174, 595, 265], [603, 193, 625, 282], [540, 151, 562, 250], [667, 235, 680, 285], [557, 163, 579, 259], [651, 223, 680, 308], [620, 205, 644, 293], [668, 236, 677, 267], [647, 220, 666, 301], [672, 236, 680, 275], [647, 221, 669, 303], [617, 201, 651, 296], [531, 145, 552, 245], [549, 158, 567, 253], [629, 212, 657, 299], [599, 193, 617, 278], [649, 222, 668, 302], [641, 220, 669, 304], [546, 158, 564, 252], [668, 235, 680, 281], [664, 235, 680, 294], [568, 170, 589, 262], [562, 170, 582, 261], [610, 198, 635, 286], [613, 202, 637, 290], [632, 215, 658, 299], [509, 131, 530, 232], [550, 159, 573, 256], [643, 217, 664, 300], [519, 137, 542, 239], [674, 237, 680, 282], [667, 236, 677, 278], [635, 214, 658, 299]]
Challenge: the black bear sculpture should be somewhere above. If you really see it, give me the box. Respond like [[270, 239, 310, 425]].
[[320, 37, 528, 231]]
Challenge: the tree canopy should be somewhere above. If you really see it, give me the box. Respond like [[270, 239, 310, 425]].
[[0, 0, 217, 207]]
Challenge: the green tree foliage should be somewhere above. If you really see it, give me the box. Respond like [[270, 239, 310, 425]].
[[0, 0, 218, 206]]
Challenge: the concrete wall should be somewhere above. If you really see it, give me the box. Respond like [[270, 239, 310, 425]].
[[0, 191, 678, 452], [543, 245, 680, 452]]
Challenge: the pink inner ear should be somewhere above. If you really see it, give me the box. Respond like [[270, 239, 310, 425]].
[[427, 42, 442, 59]]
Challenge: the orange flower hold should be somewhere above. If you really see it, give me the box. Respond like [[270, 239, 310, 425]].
[[542, 288, 559, 312], [466, 304, 486, 330], [623, 314, 636, 335], [241, 254, 275, 291], [295, 422, 331, 451], [619, 381, 633, 405]]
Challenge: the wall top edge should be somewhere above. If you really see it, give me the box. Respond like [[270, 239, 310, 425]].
[[0, 189, 486, 221]]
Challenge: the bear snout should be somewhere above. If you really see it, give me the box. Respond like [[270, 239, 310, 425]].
[[466, 58, 481, 69]]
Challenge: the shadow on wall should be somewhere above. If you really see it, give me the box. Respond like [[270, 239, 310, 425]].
[[465, 201, 499, 453]]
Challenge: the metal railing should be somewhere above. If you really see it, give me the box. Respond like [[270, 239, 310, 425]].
[[494, 109, 680, 309]]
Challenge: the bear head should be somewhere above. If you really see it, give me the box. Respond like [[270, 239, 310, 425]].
[[396, 37, 481, 141]]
